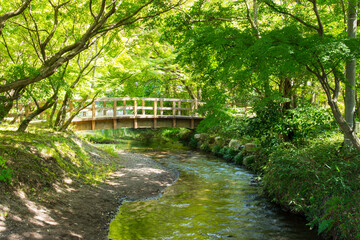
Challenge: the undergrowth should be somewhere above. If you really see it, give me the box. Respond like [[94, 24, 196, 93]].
[[0, 129, 116, 194], [264, 134, 360, 239]]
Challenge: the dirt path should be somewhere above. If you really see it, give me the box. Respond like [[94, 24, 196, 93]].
[[0, 150, 178, 240]]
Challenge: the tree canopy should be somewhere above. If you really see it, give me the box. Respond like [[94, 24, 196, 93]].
[[1, 0, 360, 150]]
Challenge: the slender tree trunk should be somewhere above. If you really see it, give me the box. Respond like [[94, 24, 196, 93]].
[[344, 0, 357, 146], [0, 88, 23, 121], [54, 91, 70, 127], [48, 100, 58, 127], [17, 97, 57, 132], [58, 95, 97, 131]]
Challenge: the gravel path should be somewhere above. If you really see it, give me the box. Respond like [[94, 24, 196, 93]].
[[0, 149, 178, 240]]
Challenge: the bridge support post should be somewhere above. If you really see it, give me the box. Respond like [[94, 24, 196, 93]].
[[191, 119, 194, 129]]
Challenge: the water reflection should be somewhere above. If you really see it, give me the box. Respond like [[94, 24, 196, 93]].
[[106, 139, 318, 240]]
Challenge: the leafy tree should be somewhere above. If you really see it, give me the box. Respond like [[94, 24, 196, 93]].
[[0, 0, 184, 121]]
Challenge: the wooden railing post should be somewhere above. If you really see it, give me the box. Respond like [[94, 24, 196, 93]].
[[91, 101, 96, 130], [160, 100, 163, 116], [154, 100, 157, 128], [178, 101, 181, 116], [133, 100, 138, 129], [134, 100, 137, 117], [172, 101, 176, 116], [172, 101, 176, 127], [191, 101, 194, 116], [113, 101, 117, 129], [195, 99, 198, 117], [142, 100, 145, 115], [113, 101, 117, 117], [103, 101, 106, 116], [123, 100, 126, 115]]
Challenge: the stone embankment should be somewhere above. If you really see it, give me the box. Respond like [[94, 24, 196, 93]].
[[192, 133, 259, 168]]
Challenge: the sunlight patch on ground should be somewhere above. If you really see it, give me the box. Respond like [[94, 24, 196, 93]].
[[128, 167, 166, 175], [64, 178, 73, 184], [16, 190, 58, 227]]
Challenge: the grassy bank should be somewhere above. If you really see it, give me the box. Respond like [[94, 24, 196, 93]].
[[0, 126, 116, 200], [264, 136, 360, 239]]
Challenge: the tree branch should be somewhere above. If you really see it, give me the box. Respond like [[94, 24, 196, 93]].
[[0, 0, 31, 35], [264, 0, 321, 34]]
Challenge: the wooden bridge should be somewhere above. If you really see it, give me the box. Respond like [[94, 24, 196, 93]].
[[9, 97, 251, 131], [71, 97, 205, 131]]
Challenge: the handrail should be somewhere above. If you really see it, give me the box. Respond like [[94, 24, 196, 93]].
[[73, 97, 205, 121], [8, 97, 251, 124], [9, 97, 206, 120]]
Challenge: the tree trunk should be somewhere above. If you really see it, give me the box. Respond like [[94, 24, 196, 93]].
[[0, 88, 23, 121], [48, 100, 58, 127], [344, 0, 357, 146], [329, 98, 360, 150], [58, 96, 95, 131], [17, 97, 57, 132], [54, 91, 70, 127]]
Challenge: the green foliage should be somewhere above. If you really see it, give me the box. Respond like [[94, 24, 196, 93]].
[[98, 145, 119, 157], [188, 137, 198, 149], [234, 152, 245, 165], [242, 155, 255, 167], [0, 156, 12, 183], [136, 130, 156, 144], [263, 137, 360, 239], [223, 147, 237, 162], [83, 134, 116, 144], [245, 98, 336, 143], [212, 145, 222, 156], [0, 130, 116, 189], [196, 100, 235, 135], [199, 143, 211, 152], [161, 128, 193, 143], [285, 103, 336, 139]]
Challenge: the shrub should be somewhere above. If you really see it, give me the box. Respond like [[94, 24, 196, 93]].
[[223, 148, 237, 162], [234, 152, 245, 165], [83, 134, 115, 144], [263, 139, 360, 239], [219, 146, 228, 157], [0, 156, 12, 183], [212, 145, 222, 156], [200, 143, 211, 152], [242, 155, 255, 167], [188, 137, 198, 148]]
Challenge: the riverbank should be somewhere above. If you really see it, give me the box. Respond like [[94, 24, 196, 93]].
[[174, 106, 360, 240], [0, 129, 177, 239]]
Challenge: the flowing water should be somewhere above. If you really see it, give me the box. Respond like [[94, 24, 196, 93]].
[[94, 131, 318, 240]]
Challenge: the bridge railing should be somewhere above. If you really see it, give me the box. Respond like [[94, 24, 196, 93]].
[[72, 97, 205, 121], [7, 97, 251, 125]]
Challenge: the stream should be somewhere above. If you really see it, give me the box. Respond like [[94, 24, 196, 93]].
[[95, 132, 318, 240]]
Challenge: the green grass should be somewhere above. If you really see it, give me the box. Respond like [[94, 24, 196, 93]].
[[0, 128, 118, 194]]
